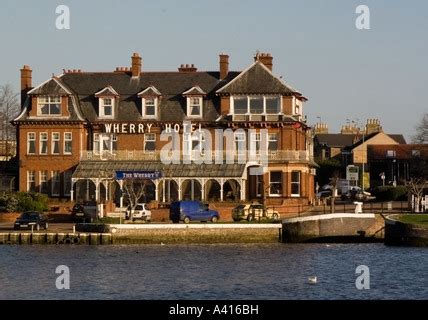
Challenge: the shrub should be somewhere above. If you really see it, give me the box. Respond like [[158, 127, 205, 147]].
[[0, 192, 49, 213], [372, 186, 408, 201]]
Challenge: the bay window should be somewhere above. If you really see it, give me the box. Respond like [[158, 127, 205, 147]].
[[291, 171, 301, 197], [270, 171, 282, 196], [232, 96, 281, 118]]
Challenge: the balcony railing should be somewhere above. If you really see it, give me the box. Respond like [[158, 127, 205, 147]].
[[80, 150, 311, 162]]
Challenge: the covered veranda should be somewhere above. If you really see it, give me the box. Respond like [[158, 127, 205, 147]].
[[71, 161, 247, 207]]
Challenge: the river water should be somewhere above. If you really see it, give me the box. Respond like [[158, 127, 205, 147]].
[[0, 243, 426, 300]]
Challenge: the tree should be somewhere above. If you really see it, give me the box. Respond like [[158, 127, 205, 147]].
[[405, 177, 428, 213], [412, 113, 428, 144], [0, 84, 20, 159], [122, 179, 148, 219], [316, 158, 342, 187]]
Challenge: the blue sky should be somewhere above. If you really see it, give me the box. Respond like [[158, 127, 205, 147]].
[[1, 0, 427, 140]]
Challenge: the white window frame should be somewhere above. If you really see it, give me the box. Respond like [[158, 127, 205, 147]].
[[255, 175, 262, 197], [37, 96, 61, 116], [51, 170, 60, 196], [27, 132, 36, 155], [250, 132, 261, 156], [234, 131, 246, 156], [268, 133, 278, 154], [64, 132, 72, 155], [93, 133, 116, 155], [186, 96, 203, 118], [183, 131, 205, 157], [51, 132, 60, 155], [99, 97, 114, 118], [39, 170, 48, 194], [39, 132, 48, 155], [269, 171, 282, 197], [27, 170, 36, 192], [142, 97, 158, 118], [144, 133, 156, 153], [291, 171, 301, 197]]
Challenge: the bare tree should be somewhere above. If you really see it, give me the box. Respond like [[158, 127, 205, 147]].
[[412, 113, 428, 144], [122, 179, 147, 219], [0, 84, 20, 159], [405, 177, 428, 213]]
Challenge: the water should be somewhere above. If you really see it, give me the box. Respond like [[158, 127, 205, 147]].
[[0, 244, 426, 300]]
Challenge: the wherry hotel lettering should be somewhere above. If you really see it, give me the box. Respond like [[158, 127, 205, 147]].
[[13, 52, 316, 208]]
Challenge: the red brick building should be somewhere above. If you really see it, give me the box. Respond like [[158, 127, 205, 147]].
[[13, 52, 316, 209]]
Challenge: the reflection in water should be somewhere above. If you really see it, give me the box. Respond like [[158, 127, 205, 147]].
[[0, 243, 426, 300]]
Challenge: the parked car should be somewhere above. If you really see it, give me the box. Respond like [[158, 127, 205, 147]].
[[14, 211, 48, 231], [170, 200, 219, 223], [316, 190, 332, 199], [82, 200, 98, 222], [126, 203, 152, 222], [70, 203, 85, 222], [232, 204, 280, 222]]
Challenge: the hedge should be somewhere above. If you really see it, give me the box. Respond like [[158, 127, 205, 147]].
[[371, 186, 408, 201], [0, 192, 49, 213]]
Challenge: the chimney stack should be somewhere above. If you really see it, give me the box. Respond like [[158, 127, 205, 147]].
[[366, 119, 382, 135], [178, 64, 198, 72], [254, 52, 273, 71], [219, 54, 229, 80], [131, 52, 142, 77], [20, 65, 32, 106]]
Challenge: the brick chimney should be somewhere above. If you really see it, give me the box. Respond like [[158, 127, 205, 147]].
[[131, 53, 142, 77], [254, 52, 273, 71], [365, 119, 382, 135], [219, 54, 229, 80], [20, 65, 32, 106], [178, 64, 198, 72], [314, 123, 329, 134]]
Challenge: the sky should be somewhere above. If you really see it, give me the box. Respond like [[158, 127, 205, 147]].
[[0, 0, 427, 140]]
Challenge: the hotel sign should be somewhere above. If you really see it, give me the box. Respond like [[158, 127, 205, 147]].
[[115, 171, 162, 180], [104, 122, 203, 134]]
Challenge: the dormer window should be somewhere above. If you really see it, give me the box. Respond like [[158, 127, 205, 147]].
[[183, 86, 206, 118], [95, 86, 119, 119], [142, 97, 157, 118], [37, 96, 61, 115], [100, 98, 114, 118], [138, 86, 161, 119], [188, 97, 202, 117]]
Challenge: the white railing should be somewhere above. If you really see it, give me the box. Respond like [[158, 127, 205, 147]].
[[80, 150, 311, 162]]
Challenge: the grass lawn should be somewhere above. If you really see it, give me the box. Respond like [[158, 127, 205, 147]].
[[397, 214, 428, 226]]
